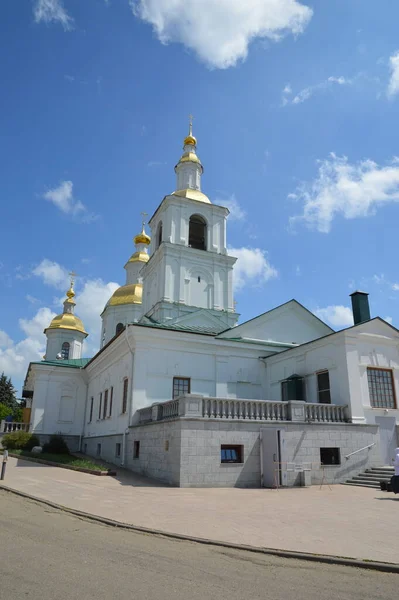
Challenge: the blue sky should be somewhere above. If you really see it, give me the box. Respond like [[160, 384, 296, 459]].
[[1, 0, 399, 393]]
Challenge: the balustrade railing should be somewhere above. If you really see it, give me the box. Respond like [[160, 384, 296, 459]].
[[202, 398, 288, 421], [304, 403, 346, 423], [139, 407, 153, 423], [158, 399, 179, 421], [1, 421, 30, 433]]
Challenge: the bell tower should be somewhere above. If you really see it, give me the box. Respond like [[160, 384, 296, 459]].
[[140, 120, 238, 330]]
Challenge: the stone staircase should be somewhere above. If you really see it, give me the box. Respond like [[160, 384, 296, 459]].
[[343, 466, 394, 489]]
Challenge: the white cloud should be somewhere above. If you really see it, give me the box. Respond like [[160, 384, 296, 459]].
[[392, 283, 399, 291], [33, 0, 73, 30], [387, 51, 399, 98], [0, 331, 13, 349], [33, 259, 69, 290], [218, 195, 246, 221], [229, 247, 278, 292], [75, 278, 120, 353], [26, 294, 40, 305], [283, 76, 352, 106], [19, 307, 56, 340], [384, 316, 393, 325], [131, 0, 312, 69], [289, 154, 399, 233], [0, 307, 57, 391], [314, 305, 354, 328], [43, 181, 85, 215]]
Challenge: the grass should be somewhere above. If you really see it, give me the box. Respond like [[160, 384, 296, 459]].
[[3, 449, 107, 472]]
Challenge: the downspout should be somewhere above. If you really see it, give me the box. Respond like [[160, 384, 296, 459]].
[[79, 373, 89, 452], [121, 326, 135, 467]]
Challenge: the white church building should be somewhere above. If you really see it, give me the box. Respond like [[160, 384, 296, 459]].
[[18, 123, 399, 488]]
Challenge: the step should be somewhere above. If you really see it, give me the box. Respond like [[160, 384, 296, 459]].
[[357, 474, 392, 481], [368, 467, 394, 473], [351, 476, 384, 484], [343, 481, 380, 489]]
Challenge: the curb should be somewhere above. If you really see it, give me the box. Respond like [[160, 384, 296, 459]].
[[1, 485, 399, 574]]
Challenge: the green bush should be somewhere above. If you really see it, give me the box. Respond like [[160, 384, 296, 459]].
[[42, 435, 70, 455], [2, 431, 40, 451]]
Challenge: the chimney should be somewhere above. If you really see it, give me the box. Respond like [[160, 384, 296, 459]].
[[350, 291, 371, 325]]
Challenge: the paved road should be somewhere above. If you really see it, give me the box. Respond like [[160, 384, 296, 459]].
[[0, 491, 397, 600]]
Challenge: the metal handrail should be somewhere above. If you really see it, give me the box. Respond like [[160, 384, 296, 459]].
[[344, 443, 375, 460]]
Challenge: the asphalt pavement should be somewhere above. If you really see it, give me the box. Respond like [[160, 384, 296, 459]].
[[0, 490, 397, 600]]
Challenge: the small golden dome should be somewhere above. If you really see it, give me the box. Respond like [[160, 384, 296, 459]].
[[107, 283, 143, 307], [46, 313, 87, 335], [66, 286, 75, 300], [184, 134, 197, 146], [134, 230, 151, 246]]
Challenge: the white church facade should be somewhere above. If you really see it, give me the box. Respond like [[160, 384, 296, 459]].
[[19, 123, 399, 488]]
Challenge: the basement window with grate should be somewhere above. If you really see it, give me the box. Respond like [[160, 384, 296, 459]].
[[221, 445, 243, 464]]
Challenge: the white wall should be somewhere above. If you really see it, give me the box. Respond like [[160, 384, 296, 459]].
[[128, 326, 271, 414], [265, 319, 399, 426], [84, 334, 133, 438], [30, 366, 87, 436]]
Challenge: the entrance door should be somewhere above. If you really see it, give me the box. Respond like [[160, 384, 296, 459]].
[[375, 417, 397, 466], [260, 428, 285, 488]]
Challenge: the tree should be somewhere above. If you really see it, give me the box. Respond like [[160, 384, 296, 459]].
[[0, 373, 17, 410], [0, 402, 12, 422]]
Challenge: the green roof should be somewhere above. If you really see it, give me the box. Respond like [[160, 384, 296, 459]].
[[32, 358, 91, 369], [133, 321, 221, 335]]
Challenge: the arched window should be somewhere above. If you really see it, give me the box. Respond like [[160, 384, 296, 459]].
[[115, 323, 124, 336], [189, 214, 207, 250], [61, 342, 70, 360], [156, 222, 163, 249]]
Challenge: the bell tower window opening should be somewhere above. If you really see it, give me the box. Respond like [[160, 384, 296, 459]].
[[115, 323, 124, 336], [61, 342, 70, 360], [156, 222, 163, 249], [189, 215, 206, 250]]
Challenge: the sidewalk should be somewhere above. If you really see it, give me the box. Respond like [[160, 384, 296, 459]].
[[1, 456, 398, 564]]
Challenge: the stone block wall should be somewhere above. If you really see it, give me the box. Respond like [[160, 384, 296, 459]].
[[129, 419, 382, 488], [83, 434, 124, 466], [126, 421, 182, 485]]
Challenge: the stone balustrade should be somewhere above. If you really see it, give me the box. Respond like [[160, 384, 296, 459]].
[[136, 395, 349, 424], [1, 421, 30, 433]]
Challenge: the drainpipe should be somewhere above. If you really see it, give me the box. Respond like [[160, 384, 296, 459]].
[[122, 326, 135, 467], [79, 378, 89, 452]]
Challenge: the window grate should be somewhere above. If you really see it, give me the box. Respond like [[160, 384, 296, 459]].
[[173, 377, 190, 399], [367, 368, 396, 409]]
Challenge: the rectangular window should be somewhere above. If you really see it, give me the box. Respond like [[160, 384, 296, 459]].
[[115, 443, 121, 458], [367, 368, 396, 409], [96, 443, 101, 457], [133, 441, 140, 459], [221, 445, 243, 464], [89, 397, 94, 423], [320, 447, 340, 466], [317, 371, 331, 404], [103, 389, 108, 420], [98, 393, 102, 420], [122, 379, 128, 414], [173, 377, 191, 399], [109, 387, 113, 417]]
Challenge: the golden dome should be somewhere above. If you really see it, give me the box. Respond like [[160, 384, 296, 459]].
[[134, 230, 151, 246], [126, 250, 149, 265], [184, 134, 197, 146], [45, 313, 87, 335], [107, 283, 143, 307], [172, 189, 211, 204], [177, 151, 202, 166]]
